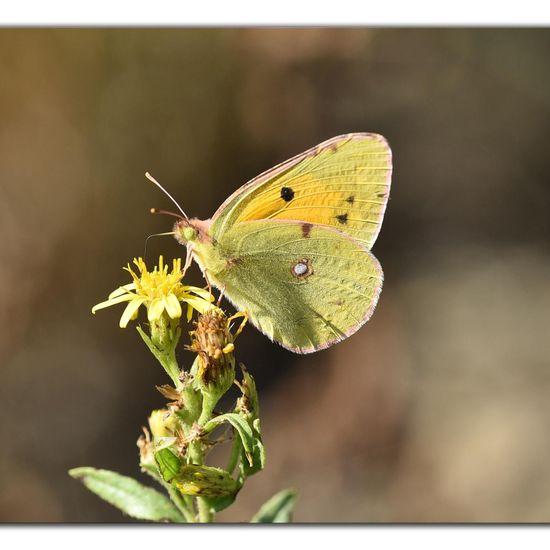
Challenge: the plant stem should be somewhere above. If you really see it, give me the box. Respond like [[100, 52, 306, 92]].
[[166, 484, 196, 523], [184, 396, 220, 523], [198, 394, 217, 426], [137, 326, 181, 387], [163, 354, 182, 389], [187, 441, 214, 522]]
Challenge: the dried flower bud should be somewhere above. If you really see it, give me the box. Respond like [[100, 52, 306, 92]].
[[235, 364, 260, 421], [190, 308, 236, 399], [137, 426, 156, 470]]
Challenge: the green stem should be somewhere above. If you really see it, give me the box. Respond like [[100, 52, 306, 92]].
[[188, 440, 213, 523], [137, 326, 181, 387], [193, 390, 218, 521], [197, 496, 212, 523], [163, 354, 182, 389], [166, 484, 196, 523], [186, 392, 221, 523], [141, 461, 195, 523], [198, 393, 217, 426]]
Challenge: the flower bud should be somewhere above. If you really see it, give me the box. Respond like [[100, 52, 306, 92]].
[[155, 449, 237, 497], [148, 409, 177, 439], [173, 464, 238, 497]]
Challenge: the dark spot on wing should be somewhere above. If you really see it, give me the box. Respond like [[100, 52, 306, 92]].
[[280, 187, 294, 202], [376, 192, 387, 198], [336, 213, 348, 224], [346, 195, 355, 204], [226, 256, 243, 268], [301, 223, 312, 238]]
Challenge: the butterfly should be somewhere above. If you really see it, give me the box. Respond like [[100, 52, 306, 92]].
[[151, 133, 392, 354]]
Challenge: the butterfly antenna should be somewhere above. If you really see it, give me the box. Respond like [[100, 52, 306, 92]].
[[145, 172, 190, 221], [150, 207, 184, 219]]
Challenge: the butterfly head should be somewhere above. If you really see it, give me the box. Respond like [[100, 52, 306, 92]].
[[173, 218, 213, 247]]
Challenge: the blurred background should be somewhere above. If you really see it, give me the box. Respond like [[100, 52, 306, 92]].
[[1, 28, 550, 523]]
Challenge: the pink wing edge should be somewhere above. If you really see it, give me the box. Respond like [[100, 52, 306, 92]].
[[210, 132, 392, 354], [281, 234, 384, 355]]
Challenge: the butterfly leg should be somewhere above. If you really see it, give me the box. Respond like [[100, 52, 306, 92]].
[[216, 285, 227, 307], [202, 270, 213, 296], [185, 246, 214, 296], [183, 246, 194, 276]]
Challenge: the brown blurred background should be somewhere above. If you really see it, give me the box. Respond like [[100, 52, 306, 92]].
[[1, 28, 550, 523]]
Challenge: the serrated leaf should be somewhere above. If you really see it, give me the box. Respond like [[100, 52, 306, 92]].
[[203, 413, 254, 466], [250, 488, 297, 523], [69, 467, 184, 523]]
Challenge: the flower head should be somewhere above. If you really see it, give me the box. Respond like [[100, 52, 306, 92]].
[[92, 256, 213, 328], [190, 309, 238, 395]]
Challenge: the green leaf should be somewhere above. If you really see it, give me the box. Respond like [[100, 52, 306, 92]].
[[69, 467, 184, 523], [250, 489, 297, 523], [140, 461, 161, 479], [203, 413, 255, 466], [241, 417, 265, 478], [154, 448, 182, 483]]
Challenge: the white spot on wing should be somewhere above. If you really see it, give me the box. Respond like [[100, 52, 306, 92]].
[[293, 262, 308, 276]]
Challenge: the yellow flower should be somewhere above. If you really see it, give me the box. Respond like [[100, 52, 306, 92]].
[[92, 256, 214, 328]]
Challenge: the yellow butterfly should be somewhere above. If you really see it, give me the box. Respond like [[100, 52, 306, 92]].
[[153, 133, 392, 354]]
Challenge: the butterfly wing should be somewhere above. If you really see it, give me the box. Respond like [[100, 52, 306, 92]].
[[202, 219, 383, 353], [210, 133, 392, 250]]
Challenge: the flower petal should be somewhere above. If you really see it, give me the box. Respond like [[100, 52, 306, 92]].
[[187, 286, 215, 301], [119, 297, 146, 328], [92, 294, 133, 314], [165, 293, 182, 319], [108, 283, 136, 300], [148, 298, 165, 322], [185, 296, 214, 314]]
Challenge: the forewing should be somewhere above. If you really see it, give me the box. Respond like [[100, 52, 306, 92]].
[[210, 220, 383, 353], [211, 133, 392, 250]]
